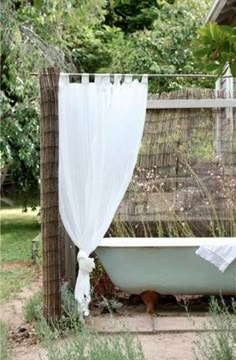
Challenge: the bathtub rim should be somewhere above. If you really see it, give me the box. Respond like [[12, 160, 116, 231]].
[[98, 237, 235, 248]]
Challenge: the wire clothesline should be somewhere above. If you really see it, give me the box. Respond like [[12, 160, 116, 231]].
[[30, 72, 234, 78]]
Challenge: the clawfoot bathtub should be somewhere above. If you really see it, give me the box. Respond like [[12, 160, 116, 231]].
[[95, 238, 236, 311]]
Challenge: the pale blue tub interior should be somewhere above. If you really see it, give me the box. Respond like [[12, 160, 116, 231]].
[[95, 238, 236, 295]]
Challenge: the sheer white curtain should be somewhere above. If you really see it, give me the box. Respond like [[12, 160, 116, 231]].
[[59, 74, 148, 316]]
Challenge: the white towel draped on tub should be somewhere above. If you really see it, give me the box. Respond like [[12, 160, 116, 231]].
[[196, 239, 236, 272], [59, 74, 148, 316]]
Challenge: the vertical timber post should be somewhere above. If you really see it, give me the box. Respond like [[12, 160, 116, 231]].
[[39, 67, 61, 321], [65, 233, 77, 288], [58, 216, 66, 280], [58, 216, 77, 286]]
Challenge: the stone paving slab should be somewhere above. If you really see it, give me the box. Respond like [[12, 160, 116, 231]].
[[153, 316, 211, 333], [87, 315, 153, 334], [139, 334, 198, 360], [86, 314, 214, 334]]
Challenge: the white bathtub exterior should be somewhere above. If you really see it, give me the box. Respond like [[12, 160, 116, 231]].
[[95, 238, 236, 295]]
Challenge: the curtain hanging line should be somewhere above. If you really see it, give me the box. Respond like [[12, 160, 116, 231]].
[[31, 72, 233, 78]]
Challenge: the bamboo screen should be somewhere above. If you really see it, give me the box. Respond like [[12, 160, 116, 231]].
[[113, 89, 236, 236]]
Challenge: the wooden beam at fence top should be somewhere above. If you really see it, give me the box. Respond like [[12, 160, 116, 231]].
[[146, 98, 236, 109]]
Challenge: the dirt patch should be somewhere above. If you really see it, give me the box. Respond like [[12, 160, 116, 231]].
[[10, 324, 37, 346], [0, 276, 42, 328], [13, 344, 47, 360], [0, 275, 46, 360], [1, 260, 32, 270], [10, 322, 47, 360]]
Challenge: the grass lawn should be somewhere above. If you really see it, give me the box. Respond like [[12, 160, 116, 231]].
[[0, 206, 41, 302], [0, 320, 12, 359]]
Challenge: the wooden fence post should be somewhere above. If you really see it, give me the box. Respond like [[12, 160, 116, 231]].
[[64, 234, 77, 288], [39, 67, 61, 321], [58, 216, 66, 281], [58, 217, 77, 287]]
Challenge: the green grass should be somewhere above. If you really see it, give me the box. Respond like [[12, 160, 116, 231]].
[[194, 297, 236, 360], [0, 320, 12, 360], [0, 266, 37, 302], [47, 328, 145, 360], [23, 284, 82, 341], [23, 290, 43, 323], [1, 207, 40, 263], [0, 206, 40, 302], [23, 288, 144, 360]]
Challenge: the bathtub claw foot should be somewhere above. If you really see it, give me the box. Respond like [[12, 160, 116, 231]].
[[140, 291, 160, 314]]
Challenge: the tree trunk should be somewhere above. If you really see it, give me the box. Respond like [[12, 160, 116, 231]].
[[39, 67, 61, 321]]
